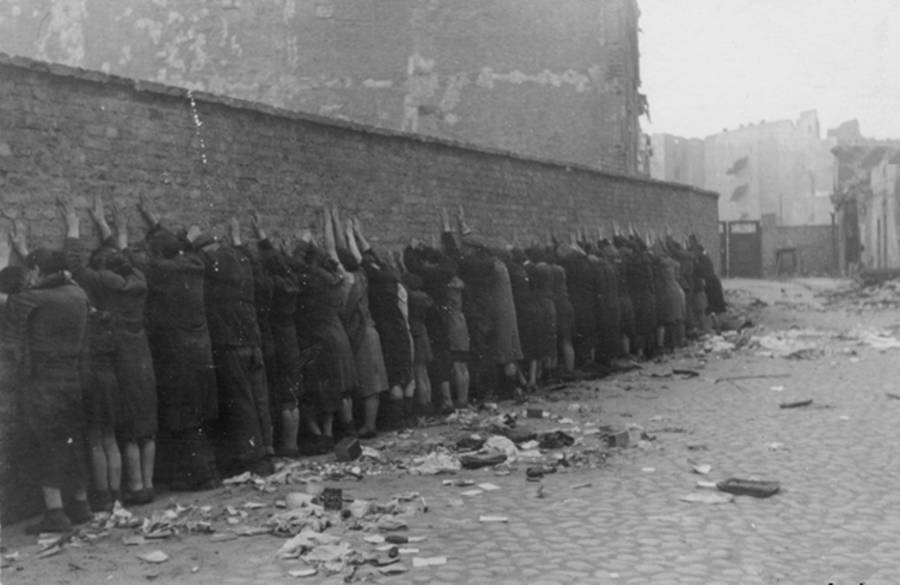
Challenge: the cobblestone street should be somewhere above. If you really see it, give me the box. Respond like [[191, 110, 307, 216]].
[[5, 278, 900, 585]]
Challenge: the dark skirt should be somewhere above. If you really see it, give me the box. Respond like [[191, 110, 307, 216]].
[[554, 295, 575, 342], [22, 364, 88, 489], [114, 328, 158, 439], [371, 306, 413, 389], [149, 327, 218, 433], [631, 290, 657, 350], [620, 295, 636, 341], [82, 351, 122, 430], [411, 319, 433, 365], [308, 317, 357, 414], [209, 346, 271, 476], [706, 276, 726, 314]]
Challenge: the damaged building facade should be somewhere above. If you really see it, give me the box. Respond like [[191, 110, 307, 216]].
[[0, 0, 646, 174], [652, 111, 839, 277], [830, 121, 900, 273]]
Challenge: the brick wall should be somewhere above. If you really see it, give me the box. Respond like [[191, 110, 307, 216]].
[[0, 55, 717, 523], [761, 215, 836, 276]]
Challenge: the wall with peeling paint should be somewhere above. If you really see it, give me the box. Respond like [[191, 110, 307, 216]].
[[0, 0, 643, 174]]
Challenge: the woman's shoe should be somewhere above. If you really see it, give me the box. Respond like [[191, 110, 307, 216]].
[[67, 500, 94, 525], [25, 509, 72, 534]]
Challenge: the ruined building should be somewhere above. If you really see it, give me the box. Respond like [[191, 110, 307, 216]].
[[0, 0, 646, 175]]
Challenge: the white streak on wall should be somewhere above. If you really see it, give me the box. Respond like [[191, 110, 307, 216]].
[[476, 66, 592, 93]]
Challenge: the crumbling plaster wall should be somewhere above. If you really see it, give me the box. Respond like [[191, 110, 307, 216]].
[[0, 0, 642, 174]]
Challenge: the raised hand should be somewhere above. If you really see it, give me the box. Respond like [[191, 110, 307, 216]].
[[229, 217, 242, 246], [186, 224, 203, 244], [10, 219, 28, 257], [0, 227, 11, 268], [250, 210, 265, 240], [137, 193, 159, 226], [90, 194, 106, 225]]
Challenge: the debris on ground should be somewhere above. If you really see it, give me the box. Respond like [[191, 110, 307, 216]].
[[779, 399, 813, 409], [716, 478, 781, 498], [409, 451, 461, 475], [137, 550, 169, 564]]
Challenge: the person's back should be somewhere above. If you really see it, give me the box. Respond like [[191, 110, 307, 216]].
[[13, 278, 88, 365], [201, 245, 260, 349], [144, 252, 208, 335]]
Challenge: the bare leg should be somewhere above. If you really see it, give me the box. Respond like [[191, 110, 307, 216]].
[[339, 397, 353, 427], [528, 360, 538, 387], [414, 364, 431, 408], [562, 339, 575, 372], [140, 439, 156, 492], [123, 441, 143, 493], [102, 431, 122, 494], [438, 380, 452, 407], [42, 486, 64, 510], [87, 427, 109, 494], [451, 361, 470, 408], [281, 407, 300, 452], [360, 395, 379, 436], [302, 409, 323, 436], [322, 413, 334, 438]]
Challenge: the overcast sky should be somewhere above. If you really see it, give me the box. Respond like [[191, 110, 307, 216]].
[[639, 0, 900, 139]]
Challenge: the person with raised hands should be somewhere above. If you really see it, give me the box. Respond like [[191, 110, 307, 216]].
[[2, 213, 92, 533], [133, 195, 220, 492], [61, 194, 159, 509]]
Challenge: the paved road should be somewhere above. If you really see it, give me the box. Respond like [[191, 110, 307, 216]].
[[5, 278, 900, 585]]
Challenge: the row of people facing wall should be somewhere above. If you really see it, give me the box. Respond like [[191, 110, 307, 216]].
[[0, 198, 724, 534]]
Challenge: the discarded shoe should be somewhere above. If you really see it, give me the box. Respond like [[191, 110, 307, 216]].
[[66, 499, 93, 525], [89, 490, 113, 513], [459, 452, 507, 469], [716, 478, 780, 498], [248, 457, 275, 477], [123, 488, 154, 506], [538, 430, 575, 450], [525, 465, 557, 481]]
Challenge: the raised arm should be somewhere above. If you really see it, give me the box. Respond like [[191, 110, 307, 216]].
[[250, 210, 267, 243], [229, 216, 242, 247], [351, 216, 371, 253], [322, 206, 340, 263], [331, 205, 348, 251], [137, 193, 160, 228], [10, 219, 28, 260], [456, 205, 473, 237], [112, 200, 128, 251], [90, 194, 112, 242], [345, 218, 363, 264]]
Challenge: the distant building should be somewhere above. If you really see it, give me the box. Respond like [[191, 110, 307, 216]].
[[652, 111, 834, 226], [649, 134, 705, 189], [0, 0, 646, 175], [831, 122, 900, 271], [651, 111, 851, 276]]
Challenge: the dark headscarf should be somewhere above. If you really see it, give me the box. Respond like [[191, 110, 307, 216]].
[[26, 248, 67, 275]]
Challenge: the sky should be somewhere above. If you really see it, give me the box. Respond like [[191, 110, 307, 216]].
[[639, 0, 900, 139]]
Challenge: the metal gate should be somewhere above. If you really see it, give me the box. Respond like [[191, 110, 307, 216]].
[[720, 220, 762, 278]]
